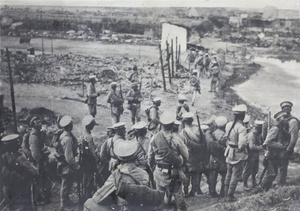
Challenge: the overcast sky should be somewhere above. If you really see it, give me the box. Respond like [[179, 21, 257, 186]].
[[0, 0, 299, 10]]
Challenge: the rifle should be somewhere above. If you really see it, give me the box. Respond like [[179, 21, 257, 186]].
[[77, 142, 84, 205], [139, 66, 143, 90], [196, 111, 204, 140], [119, 83, 124, 114]]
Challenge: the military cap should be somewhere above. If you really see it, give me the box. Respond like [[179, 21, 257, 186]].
[[192, 69, 198, 74], [182, 112, 194, 119], [132, 121, 147, 130], [232, 104, 247, 114], [131, 82, 139, 88], [215, 116, 228, 127], [280, 101, 293, 108], [160, 112, 176, 125], [254, 120, 265, 125], [174, 120, 181, 125], [274, 111, 288, 121], [59, 115, 72, 127], [110, 82, 117, 87], [153, 97, 161, 103], [205, 53, 209, 56], [1, 134, 19, 145], [113, 122, 126, 129], [30, 116, 39, 126], [82, 115, 94, 126], [243, 114, 250, 123], [178, 94, 187, 101], [113, 140, 138, 160], [201, 124, 209, 131], [106, 126, 114, 131]]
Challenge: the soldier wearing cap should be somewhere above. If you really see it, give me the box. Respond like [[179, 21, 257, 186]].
[[242, 120, 264, 191], [28, 116, 51, 204], [173, 120, 182, 134], [57, 115, 80, 210], [257, 111, 290, 192], [205, 116, 228, 197], [224, 105, 248, 202], [186, 48, 196, 71], [190, 69, 201, 107], [18, 123, 33, 161], [127, 65, 140, 83], [126, 82, 144, 125], [0, 134, 38, 211], [106, 82, 124, 124], [243, 114, 251, 133], [180, 112, 208, 197], [193, 51, 205, 77], [146, 97, 161, 132], [79, 115, 99, 201], [176, 95, 190, 121], [86, 141, 164, 211], [279, 101, 299, 185], [148, 112, 188, 211], [106, 126, 115, 138], [99, 122, 126, 173], [87, 74, 101, 117], [209, 66, 220, 92]]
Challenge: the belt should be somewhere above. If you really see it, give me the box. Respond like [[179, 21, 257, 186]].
[[229, 144, 238, 148]]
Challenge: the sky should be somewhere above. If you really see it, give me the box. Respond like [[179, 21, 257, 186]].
[[0, 0, 299, 10]]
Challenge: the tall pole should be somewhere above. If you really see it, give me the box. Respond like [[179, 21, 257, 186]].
[[178, 44, 181, 65], [158, 44, 166, 91], [166, 41, 171, 84], [171, 39, 174, 77], [175, 37, 178, 73], [42, 36, 44, 55], [6, 48, 17, 133]]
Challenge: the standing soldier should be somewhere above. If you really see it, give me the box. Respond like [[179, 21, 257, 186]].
[[186, 49, 196, 72], [148, 112, 189, 211], [0, 134, 38, 211], [79, 115, 99, 201], [176, 95, 190, 121], [203, 53, 211, 78], [18, 124, 32, 161], [243, 120, 264, 190], [128, 65, 140, 83], [29, 116, 51, 204], [146, 97, 162, 133], [257, 111, 290, 192], [243, 114, 251, 133], [107, 82, 124, 124], [279, 101, 299, 185], [224, 104, 248, 202], [86, 75, 101, 117], [193, 51, 204, 77], [99, 122, 126, 172], [180, 112, 208, 197], [57, 115, 80, 210], [126, 82, 144, 125], [209, 66, 220, 92], [205, 116, 228, 197], [190, 69, 201, 106]]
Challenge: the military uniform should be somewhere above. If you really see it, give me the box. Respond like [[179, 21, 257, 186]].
[[87, 75, 99, 117], [148, 112, 189, 211], [190, 70, 201, 106], [210, 66, 220, 92], [58, 116, 80, 210], [147, 98, 161, 133], [126, 83, 144, 125], [106, 82, 124, 124], [224, 105, 248, 201], [176, 95, 189, 121], [0, 134, 38, 211]]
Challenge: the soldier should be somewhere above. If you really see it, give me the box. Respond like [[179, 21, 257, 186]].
[[209, 66, 220, 92], [180, 112, 208, 197], [257, 111, 290, 192], [57, 115, 80, 210], [0, 134, 38, 211], [126, 82, 144, 125], [85, 141, 164, 211], [205, 116, 228, 197], [79, 115, 99, 201], [29, 116, 51, 204], [99, 122, 126, 172], [279, 101, 299, 185], [18, 124, 32, 161], [106, 126, 115, 138], [243, 120, 264, 190], [148, 112, 189, 211], [224, 104, 248, 202], [86, 75, 101, 117], [190, 69, 201, 106], [193, 51, 204, 77], [243, 114, 251, 133], [203, 53, 211, 78], [146, 97, 161, 133], [186, 48, 196, 71], [176, 94, 190, 121], [107, 82, 124, 124], [127, 65, 140, 83], [172, 120, 182, 134]]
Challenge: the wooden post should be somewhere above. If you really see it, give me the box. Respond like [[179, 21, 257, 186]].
[[6, 48, 17, 133], [158, 44, 166, 91], [82, 80, 85, 97], [175, 37, 178, 73], [166, 41, 172, 85], [171, 39, 174, 77], [51, 37, 53, 55], [42, 36, 44, 55], [178, 44, 181, 65]]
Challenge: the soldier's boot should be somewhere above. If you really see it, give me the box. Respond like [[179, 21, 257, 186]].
[[243, 180, 250, 191], [226, 187, 237, 202], [219, 183, 225, 198]]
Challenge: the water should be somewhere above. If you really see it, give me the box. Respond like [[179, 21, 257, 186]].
[[233, 57, 300, 118]]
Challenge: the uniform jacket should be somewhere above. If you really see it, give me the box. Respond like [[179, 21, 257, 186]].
[[59, 131, 79, 175], [29, 128, 46, 165], [80, 129, 99, 172], [148, 105, 160, 130], [247, 129, 263, 159], [148, 130, 189, 169], [126, 89, 143, 109], [176, 103, 189, 120], [87, 82, 97, 105], [224, 120, 248, 165], [107, 90, 124, 115], [286, 116, 299, 152], [264, 126, 287, 156], [190, 75, 200, 90], [135, 136, 150, 170]]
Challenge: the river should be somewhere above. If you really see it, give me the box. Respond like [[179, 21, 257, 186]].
[[233, 57, 300, 118]]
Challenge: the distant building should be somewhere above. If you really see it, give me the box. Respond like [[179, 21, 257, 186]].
[[187, 7, 228, 18], [161, 22, 187, 52]]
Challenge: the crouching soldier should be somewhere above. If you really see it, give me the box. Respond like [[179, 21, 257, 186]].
[[84, 141, 164, 211], [0, 134, 38, 211]]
